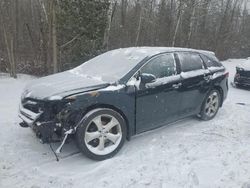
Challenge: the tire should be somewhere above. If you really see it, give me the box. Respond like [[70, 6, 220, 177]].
[[76, 108, 126, 161], [199, 89, 221, 121]]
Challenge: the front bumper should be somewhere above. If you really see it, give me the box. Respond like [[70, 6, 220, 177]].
[[18, 102, 60, 143], [234, 76, 250, 87], [18, 103, 43, 127]]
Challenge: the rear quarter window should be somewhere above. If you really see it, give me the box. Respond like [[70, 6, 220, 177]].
[[178, 52, 204, 72], [200, 54, 223, 68]]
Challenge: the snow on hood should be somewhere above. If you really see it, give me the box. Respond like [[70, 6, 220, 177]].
[[22, 70, 109, 100], [237, 59, 250, 71]]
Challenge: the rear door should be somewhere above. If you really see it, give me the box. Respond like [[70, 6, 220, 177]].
[[177, 52, 211, 116], [135, 53, 183, 133]]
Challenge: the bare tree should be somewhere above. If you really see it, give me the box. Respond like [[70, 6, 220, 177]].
[[103, 0, 117, 50], [52, 0, 58, 73], [0, 0, 17, 78], [172, 0, 184, 47]]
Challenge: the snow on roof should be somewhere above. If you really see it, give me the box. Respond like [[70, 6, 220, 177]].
[[111, 47, 215, 58]]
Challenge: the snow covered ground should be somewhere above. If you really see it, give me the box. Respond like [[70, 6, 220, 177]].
[[0, 59, 250, 188]]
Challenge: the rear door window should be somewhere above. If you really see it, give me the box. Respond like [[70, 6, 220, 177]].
[[178, 52, 204, 72]]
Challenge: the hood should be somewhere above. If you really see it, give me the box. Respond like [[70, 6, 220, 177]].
[[237, 60, 250, 71], [22, 70, 109, 100]]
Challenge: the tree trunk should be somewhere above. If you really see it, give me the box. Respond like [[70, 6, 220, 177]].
[[0, 4, 17, 78], [103, 0, 117, 50], [135, 6, 143, 46], [120, 0, 127, 47], [172, 3, 182, 47], [52, 0, 58, 73], [186, 1, 196, 47], [3, 26, 13, 77]]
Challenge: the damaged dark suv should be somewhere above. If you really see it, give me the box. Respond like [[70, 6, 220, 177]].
[[234, 59, 250, 88], [19, 47, 228, 160]]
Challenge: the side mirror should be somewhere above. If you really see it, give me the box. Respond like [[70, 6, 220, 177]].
[[140, 73, 156, 84]]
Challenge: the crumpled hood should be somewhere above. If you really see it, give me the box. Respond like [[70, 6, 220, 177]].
[[22, 70, 109, 100]]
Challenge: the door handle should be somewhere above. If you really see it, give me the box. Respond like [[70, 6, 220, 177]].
[[172, 83, 182, 89]]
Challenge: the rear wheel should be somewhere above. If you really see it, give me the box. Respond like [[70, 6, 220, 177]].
[[199, 90, 221, 121], [76, 108, 126, 161]]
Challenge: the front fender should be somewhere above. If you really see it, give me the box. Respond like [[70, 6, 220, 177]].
[[66, 85, 136, 139]]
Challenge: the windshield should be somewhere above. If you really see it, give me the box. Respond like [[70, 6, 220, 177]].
[[70, 48, 148, 82]]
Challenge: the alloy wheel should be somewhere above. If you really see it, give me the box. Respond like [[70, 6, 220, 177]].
[[204, 91, 219, 118], [84, 114, 122, 155]]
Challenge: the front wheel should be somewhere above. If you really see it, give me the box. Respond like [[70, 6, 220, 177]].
[[199, 90, 221, 121], [76, 108, 126, 161]]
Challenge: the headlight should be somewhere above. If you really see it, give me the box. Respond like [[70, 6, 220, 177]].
[[65, 95, 77, 100], [48, 95, 63, 101], [21, 90, 31, 101], [63, 95, 77, 103]]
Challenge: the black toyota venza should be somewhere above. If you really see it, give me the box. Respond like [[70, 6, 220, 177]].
[[19, 47, 228, 160], [234, 59, 250, 88]]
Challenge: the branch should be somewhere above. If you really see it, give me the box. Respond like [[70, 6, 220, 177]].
[[59, 33, 82, 49]]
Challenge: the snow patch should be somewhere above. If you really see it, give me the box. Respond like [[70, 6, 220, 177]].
[[101, 84, 125, 91], [208, 66, 225, 72], [146, 75, 181, 88], [48, 95, 63, 101], [69, 69, 104, 82], [127, 77, 141, 89], [180, 69, 209, 79]]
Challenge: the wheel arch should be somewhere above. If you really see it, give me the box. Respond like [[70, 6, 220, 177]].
[[199, 86, 223, 116], [81, 103, 131, 140], [213, 85, 224, 107]]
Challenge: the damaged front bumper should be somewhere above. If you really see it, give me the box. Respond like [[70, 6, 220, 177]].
[[234, 76, 250, 86], [18, 100, 63, 143], [18, 97, 81, 154], [234, 69, 250, 87], [19, 103, 43, 128]]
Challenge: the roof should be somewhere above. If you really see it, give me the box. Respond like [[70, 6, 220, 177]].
[[111, 47, 215, 58]]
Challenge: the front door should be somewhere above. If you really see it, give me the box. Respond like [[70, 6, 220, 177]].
[[135, 53, 183, 133]]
